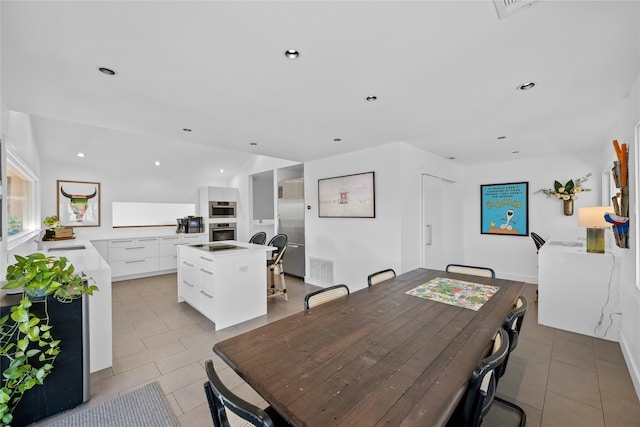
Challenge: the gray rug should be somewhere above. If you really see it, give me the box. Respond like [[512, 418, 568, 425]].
[[47, 382, 178, 427]]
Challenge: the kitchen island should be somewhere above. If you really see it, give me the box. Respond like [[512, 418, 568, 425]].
[[177, 241, 275, 330]]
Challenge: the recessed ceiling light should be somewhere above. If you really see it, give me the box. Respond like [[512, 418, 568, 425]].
[[219, 169, 224, 173], [517, 82, 535, 91], [497, 136, 507, 140], [365, 96, 378, 102], [77, 152, 85, 158], [182, 128, 192, 132], [97, 67, 117, 76], [155, 161, 161, 166], [250, 142, 258, 146], [448, 157, 456, 160], [284, 49, 300, 59], [512, 151, 520, 154], [334, 138, 342, 142]]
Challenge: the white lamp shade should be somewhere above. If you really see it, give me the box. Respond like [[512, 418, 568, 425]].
[[578, 206, 613, 227]]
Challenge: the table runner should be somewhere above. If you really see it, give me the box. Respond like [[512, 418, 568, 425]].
[[406, 277, 499, 311]]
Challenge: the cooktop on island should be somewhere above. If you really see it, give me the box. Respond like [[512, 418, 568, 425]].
[[191, 243, 248, 252]]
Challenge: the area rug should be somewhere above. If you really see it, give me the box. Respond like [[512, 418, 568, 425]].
[[406, 277, 500, 311], [47, 382, 178, 427]]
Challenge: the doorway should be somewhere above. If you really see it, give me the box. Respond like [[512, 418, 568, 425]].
[[422, 174, 461, 270]]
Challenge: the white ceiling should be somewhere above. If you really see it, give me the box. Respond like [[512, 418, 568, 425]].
[[2, 1, 639, 176]]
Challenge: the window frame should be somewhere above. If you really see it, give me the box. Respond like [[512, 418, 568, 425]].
[[6, 146, 40, 250]]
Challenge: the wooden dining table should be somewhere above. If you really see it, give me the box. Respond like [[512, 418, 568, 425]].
[[213, 268, 526, 427]]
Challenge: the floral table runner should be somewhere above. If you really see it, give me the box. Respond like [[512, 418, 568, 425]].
[[405, 277, 500, 311]]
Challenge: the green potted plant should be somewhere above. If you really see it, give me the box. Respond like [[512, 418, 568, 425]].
[[42, 216, 60, 241], [0, 253, 98, 426]]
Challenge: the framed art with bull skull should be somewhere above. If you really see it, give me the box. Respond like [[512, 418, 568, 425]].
[[57, 180, 101, 227]]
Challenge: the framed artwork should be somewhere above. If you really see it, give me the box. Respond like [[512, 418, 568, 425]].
[[57, 180, 101, 227], [480, 182, 528, 236], [318, 171, 375, 218]]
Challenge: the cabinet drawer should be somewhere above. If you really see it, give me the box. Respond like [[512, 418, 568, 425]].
[[108, 244, 159, 261], [159, 255, 178, 271], [199, 267, 215, 293], [181, 234, 205, 244], [195, 253, 216, 270], [179, 279, 198, 306], [199, 288, 215, 319], [160, 242, 180, 257], [111, 258, 160, 277]]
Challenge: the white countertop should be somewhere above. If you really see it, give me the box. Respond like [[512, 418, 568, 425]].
[[38, 239, 111, 273], [181, 240, 276, 257]]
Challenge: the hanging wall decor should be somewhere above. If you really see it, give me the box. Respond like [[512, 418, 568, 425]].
[[480, 182, 529, 236], [57, 180, 101, 227], [535, 173, 591, 216]]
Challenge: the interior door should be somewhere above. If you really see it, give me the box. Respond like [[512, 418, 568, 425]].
[[422, 175, 444, 270]]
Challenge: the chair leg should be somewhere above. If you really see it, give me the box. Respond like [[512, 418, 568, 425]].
[[277, 263, 288, 301], [495, 396, 526, 427]]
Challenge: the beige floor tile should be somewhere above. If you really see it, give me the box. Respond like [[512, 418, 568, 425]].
[[156, 361, 208, 395], [551, 335, 597, 371], [172, 380, 209, 413], [541, 391, 605, 427], [546, 360, 602, 409], [497, 357, 549, 410], [593, 338, 627, 366], [596, 358, 640, 402], [177, 401, 214, 427], [601, 389, 640, 427]]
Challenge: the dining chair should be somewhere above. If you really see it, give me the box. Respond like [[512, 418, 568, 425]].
[[267, 234, 288, 301], [367, 268, 396, 286], [203, 360, 291, 427], [447, 328, 510, 427], [530, 232, 546, 253], [445, 264, 496, 278], [495, 296, 528, 427], [249, 231, 267, 245], [303, 284, 350, 310]]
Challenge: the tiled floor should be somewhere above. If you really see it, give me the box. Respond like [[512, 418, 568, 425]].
[[34, 274, 640, 427]]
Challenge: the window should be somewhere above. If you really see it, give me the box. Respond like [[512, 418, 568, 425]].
[[6, 149, 38, 246]]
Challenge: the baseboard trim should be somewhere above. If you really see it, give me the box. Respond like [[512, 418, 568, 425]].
[[619, 332, 640, 401]]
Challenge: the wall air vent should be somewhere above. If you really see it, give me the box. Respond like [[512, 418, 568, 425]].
[[494, 0, 538, 19], [309, 256, 334, 286]]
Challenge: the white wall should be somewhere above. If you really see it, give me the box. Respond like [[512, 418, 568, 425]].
[[616, 72, 640, 399], [463, 151, 603, 283], [304, 141, 464, 291]]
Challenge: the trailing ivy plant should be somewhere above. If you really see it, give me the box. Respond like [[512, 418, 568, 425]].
[[0, 253, 98, 426]]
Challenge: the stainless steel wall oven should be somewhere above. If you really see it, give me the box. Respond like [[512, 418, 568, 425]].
[[210, 223, 236, 241], [209, 201, 237, 219]]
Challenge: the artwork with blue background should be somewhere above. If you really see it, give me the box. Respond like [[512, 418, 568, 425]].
[[481, 182, 528, 236]]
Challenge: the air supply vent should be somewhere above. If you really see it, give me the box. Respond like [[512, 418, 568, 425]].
[[309, 256, 334, 285], [494, 0, 538, 19]]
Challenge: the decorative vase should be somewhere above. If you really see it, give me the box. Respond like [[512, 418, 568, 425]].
[[563, 199, 574, 216]]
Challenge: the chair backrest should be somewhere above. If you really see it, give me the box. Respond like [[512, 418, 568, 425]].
[[249, 232, 267, 245], [461, 329, 510, 427], [267, 234, 288, 264], [203, 360, 275, 427], [531, 232, 546, 252], [304, 284, 350, 310], [498, 296, 529, 380], [445, 264, 496, 278], [367, 268, 396, 286]]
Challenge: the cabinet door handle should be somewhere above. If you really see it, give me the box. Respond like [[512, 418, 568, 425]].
[[425, 225, 433, 246], [125, 260, 145, 264], [125, 246, 145, 250], [112, 239, 134, 244], [200, 290, 213, 298], [200, 256, 214, 262], [182, 261, 194, 267], [183, 281, 194, 288], [138, 238, 157, 242], [200, 268, 213, 275]]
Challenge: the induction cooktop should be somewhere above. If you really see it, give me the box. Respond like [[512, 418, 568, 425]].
[[192, 243, 248, 252]]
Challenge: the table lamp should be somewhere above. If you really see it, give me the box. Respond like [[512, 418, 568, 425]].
[[578, 206, 612, 253]]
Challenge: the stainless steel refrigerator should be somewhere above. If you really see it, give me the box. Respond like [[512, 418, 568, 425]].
[[278, 178, 305, 278]]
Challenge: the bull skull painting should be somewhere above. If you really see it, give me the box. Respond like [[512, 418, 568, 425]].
[[60, 186, 98, 222]]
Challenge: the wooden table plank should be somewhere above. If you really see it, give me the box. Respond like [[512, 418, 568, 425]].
[[214, 268, 526, 427]]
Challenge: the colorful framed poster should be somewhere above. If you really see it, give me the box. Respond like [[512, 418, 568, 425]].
[[57, 180, 101, 227], [318, 171, 375, 218], [480, 182, 528, 236]]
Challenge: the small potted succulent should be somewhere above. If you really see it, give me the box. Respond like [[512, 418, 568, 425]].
[[0, 253, 98, 426]]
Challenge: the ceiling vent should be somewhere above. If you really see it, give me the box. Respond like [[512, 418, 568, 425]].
[[494, 0, 538, 19]]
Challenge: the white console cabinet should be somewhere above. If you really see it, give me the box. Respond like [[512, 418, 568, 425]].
[[538, 240, 620, 341]]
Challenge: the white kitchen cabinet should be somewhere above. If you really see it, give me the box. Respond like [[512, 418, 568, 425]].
[[95, 233, 207, 280], [177, 241, 274, 330]]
